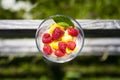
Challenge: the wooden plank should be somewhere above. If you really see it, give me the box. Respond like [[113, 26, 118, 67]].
[[0, 20, 41, 29], [77, 20, 120, 29], [0, 20, 120, 29], [0, 20, 120, 38], [0, 38, 120, 56]]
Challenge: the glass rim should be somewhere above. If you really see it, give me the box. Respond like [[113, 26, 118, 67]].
[[35, 14, 85, 63]]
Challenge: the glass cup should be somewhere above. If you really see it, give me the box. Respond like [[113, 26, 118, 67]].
[[35, 14, 84, 63]]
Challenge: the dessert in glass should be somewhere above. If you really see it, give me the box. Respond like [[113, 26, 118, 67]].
[[35, 14, 84, 63]]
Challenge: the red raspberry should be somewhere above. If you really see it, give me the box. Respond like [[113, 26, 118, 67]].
[[54, 49, 65, 57], [42, 33, 52, 43], [43, 44, 52, 55], [67, 41, 76, 50], [58, 42, 67, 53], [68, 27, 79, 36], [52, 27, 64, 40]]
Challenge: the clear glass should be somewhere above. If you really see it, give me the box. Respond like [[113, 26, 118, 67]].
[[35, 14, 84, 63]]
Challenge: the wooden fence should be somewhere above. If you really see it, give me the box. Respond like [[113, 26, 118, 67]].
[[0, 20, 120, 56]]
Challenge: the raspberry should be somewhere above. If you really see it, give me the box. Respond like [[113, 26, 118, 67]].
[[68, 27, 78, 36], [58, 42, 67, 53], [52, 27, 64, 40], [42, 33, 52, 43], [43, 44, 52, 55], [67, 41, 76, 50], [54, 49, 65, 57], [49, 23, 64, 34]]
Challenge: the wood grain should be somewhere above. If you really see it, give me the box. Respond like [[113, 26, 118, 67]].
[[0, 20, 120, 29]]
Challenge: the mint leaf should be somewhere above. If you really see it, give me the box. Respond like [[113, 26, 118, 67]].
[[51, 15, 74, 27], [58, 22, 69, 28]]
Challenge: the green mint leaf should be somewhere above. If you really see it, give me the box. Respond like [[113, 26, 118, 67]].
[[58, 22, 69, 28], [51, 15, 75, 27]]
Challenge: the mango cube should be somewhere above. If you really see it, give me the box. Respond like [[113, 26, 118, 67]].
[[62, 31, 73, 42], [50, 41, 59, 49], [66, 48, 73, 54]]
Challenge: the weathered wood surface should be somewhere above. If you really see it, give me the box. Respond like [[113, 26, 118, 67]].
[[0, 20, 120, 29], [0, 38, 120, 56], [0, 20, 120, 56]]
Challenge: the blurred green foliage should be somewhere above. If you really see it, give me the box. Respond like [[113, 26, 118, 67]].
[[0, 56, 120, 80], [0, 0, 120, 19]]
